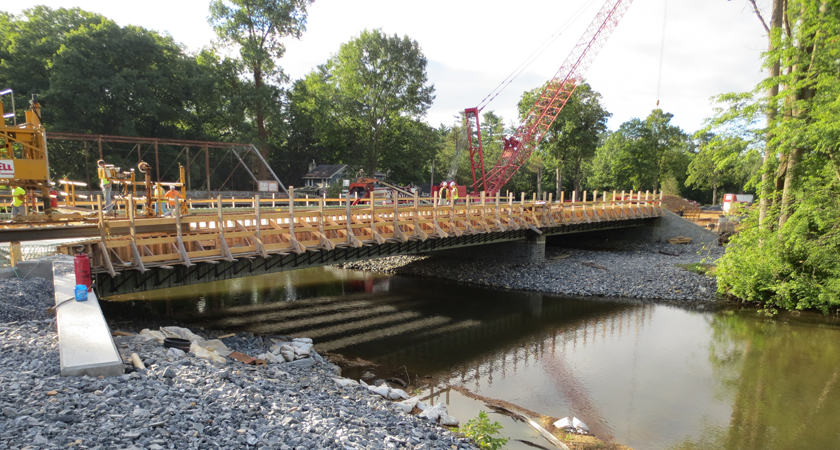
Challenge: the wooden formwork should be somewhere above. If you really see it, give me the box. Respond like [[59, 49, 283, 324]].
[[62, 189, 664, 275]]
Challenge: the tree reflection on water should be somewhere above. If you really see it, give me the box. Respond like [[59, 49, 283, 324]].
[[672, 311, 840, 450]]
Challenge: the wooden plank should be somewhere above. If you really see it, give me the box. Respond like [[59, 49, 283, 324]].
[[217, 195, 234, 261], [125, 197, 147, 272], [174, 199, 192, 266]]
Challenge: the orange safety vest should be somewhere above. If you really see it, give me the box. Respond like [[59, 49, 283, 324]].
[[164, 189, 181, 208]]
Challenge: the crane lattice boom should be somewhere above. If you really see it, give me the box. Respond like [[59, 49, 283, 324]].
[[466, 0, 634, 195]]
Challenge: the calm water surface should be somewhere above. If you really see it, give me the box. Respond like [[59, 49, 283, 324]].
[[104, 267, 840, 450]]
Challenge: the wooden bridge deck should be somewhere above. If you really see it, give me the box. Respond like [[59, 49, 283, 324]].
[[61, 190, 663, 278]]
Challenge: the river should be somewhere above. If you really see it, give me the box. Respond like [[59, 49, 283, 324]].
[[102, 267, 840, 450]]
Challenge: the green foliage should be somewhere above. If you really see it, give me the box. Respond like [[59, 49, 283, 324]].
[[686, 133, 761, 204], [716, 178, 840, 313], [286, 29, 437, 183], [710, 0, 840, 312], [674, 307, 840, 449], [676, 263, 715, 277], [589, 109, 691, 193], [209, 0, 312, 80], [209, 0, 314, 181], [327, 181, 343, 198], [436, 111, 507, 190], [456, 411, 507, 450], [518, 82, 611, 194], [0, 6, 250, 185]]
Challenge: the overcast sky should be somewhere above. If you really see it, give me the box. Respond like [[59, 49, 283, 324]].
[[5, 0, 770, 134]]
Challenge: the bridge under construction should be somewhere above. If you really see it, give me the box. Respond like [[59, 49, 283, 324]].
[[42, 188, 664, 296]]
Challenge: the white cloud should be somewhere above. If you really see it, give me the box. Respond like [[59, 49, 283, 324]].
[[5, 0, 769, 134]]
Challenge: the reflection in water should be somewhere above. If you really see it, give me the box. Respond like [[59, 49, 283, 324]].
[[672, 312, 840, 450], [102, 267, 840, 450]]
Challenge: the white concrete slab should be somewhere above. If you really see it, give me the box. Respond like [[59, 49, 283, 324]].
[[53, 265, 124, 377]]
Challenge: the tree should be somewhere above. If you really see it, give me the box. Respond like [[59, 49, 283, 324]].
[[287, 29, 436, 182], [45, 21, 201, 137], [686, 133, 761, 204], [713, 0, 840, 312], [518, 82, 610, 195], [327, 29, 435, 176], [589, 109, 690, 193], [0, 7, 251, 183], [746, 0, 785, 227], [0, 7, 105, 101], [209, 0, 314, 178]]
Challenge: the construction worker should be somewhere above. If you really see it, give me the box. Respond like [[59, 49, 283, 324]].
[[48, 187, 58, 208], [153, 183, 167, 215], [164, 185, 181, 211], [97, 159, 113, 211], [439, 181, 449, 205], [449, 181, 459, 205], [10, 185, 25, 218]]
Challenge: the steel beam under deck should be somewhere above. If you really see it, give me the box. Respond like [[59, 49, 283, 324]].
[[94, 218, 651, 296]]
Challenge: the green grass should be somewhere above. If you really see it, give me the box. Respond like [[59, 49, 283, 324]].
[[676, 263, 716, 276]]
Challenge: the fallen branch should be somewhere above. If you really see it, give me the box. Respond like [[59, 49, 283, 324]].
[[658, 250, 679, 257], [581, 262, 608, 270]]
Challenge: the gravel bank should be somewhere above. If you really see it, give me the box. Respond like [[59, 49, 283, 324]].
[[0, 279, 478, 450], [342, 240, 724, 303]]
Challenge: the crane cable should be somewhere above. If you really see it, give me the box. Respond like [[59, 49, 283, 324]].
[[655, 0, 669, 107], [476, 0, 601, 112]]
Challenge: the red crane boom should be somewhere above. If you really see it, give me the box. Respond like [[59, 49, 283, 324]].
[[465, 0, 635, 195]]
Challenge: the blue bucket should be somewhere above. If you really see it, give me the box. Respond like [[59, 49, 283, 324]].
[[74, 285, 88, 301]]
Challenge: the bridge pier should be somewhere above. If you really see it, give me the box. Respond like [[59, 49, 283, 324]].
[[430, 232, 546, 265]]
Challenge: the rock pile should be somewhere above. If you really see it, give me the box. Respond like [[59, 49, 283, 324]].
[[343, 241, 723, 303], [0, 280, 478, 450]]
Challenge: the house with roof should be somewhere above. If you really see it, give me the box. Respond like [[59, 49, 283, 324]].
[[301, 161, 348, 190]]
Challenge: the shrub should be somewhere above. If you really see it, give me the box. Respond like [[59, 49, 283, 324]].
[[456, 410, 507, 450]]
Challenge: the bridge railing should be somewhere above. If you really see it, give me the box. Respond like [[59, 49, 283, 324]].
[[59, 188, 663, 275]]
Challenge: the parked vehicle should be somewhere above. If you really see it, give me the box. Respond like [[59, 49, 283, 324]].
[[722, 193, 754, 212]]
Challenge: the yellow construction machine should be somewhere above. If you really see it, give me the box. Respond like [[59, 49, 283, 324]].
[[0, 91, 53, 215]]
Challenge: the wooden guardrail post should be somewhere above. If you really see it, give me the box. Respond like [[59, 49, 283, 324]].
[[558, 191, 565, 224], [318, 196, 335, 249], [127, 196, 146, 271], [581, 190, 591, 223], [253, 195, 268, 257], [463, 193, 475, 234], [493, 190, 505, 231], [344, 192, 362, 247], [546, 192, 556, 226], [368, 191, 384, 244], [620, 190, 626, 218], [173, 197, 192, 266], [602, 190, 608, 218], [217, 195, 234, 261], [507, 192, 518, 229], [412, 191, 427, 240], [392, 192, 407, 242], [9, 241, 21, 267], [97, 195, 116, 277], [287, 187, 306, 253], [430, 190, 447, 238]]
